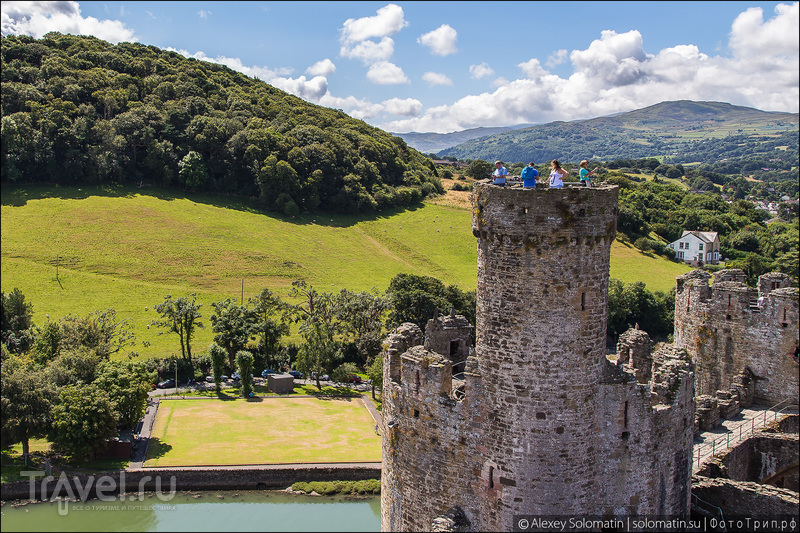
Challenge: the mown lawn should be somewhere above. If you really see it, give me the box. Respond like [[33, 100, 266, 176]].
[[145, 397, 381, 467], [2, 184, 691, 358]]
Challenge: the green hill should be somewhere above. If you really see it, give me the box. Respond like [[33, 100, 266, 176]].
[[1, 185, 692, 359], [438, 100, 798, 163], [1, 33, 441, 216]]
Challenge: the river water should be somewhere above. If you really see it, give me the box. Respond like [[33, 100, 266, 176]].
[[0, 491, 380, 532]]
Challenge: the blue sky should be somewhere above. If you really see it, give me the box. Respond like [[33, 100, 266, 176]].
[[2, 1, 798, 133]]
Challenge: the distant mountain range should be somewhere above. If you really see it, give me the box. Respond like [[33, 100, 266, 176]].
[[395, 101, 798, 164]]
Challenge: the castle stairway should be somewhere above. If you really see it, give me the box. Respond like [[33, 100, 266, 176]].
[[692, 402, 798, 473]]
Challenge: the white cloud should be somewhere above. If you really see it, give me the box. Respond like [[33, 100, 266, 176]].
[[518, 58, 548, 80], [382, 97, 423, 116], [340, 3, 407, 44], [491, 77, 509, 88], [0, 0, 136, 43], [198, 10, 211, 20], [569, 29, 650, 86], [271, 75, 329, 102], [319, 93, 385, 120], [340, 36, 395, 64], [306, 58, 336, 77], [546, 49, 568, 68], [145, 11, 156, 20], [366, 61, 409, 84], [469, 62, 494, 79], [417, 24, 458, 56], [422, 72, 453, 86], [730, 3, 798, 58]]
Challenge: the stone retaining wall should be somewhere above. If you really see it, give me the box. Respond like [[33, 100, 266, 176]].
[[1, 465, 381, 501]]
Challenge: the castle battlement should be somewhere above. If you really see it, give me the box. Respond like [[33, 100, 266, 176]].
[[382, 184, 696, 531], [674, 269, 798, 406]]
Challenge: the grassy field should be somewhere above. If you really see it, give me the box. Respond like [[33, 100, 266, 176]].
[[1, 184, 691, 358], [145, 397, 381, 466]]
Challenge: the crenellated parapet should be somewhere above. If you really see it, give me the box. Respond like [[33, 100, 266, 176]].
[[674, 269, 798, 406]]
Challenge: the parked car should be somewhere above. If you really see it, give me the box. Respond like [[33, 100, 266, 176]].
[[205, 376, 214, 383], [157, 378, 176, 389], [261, 369, 277, 378], [288, 370, 303, 379], [220, 375, 229, 381], [311, 372, 329, 381], [232, 372, 241, 381], [347, 374, 362, 384]]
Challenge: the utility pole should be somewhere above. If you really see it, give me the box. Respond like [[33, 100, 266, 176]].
[[241, 278, 244, 305], [56, 255, 64, 289]]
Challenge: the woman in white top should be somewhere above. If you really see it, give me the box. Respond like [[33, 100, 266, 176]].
[[549, 160, 568, 188]]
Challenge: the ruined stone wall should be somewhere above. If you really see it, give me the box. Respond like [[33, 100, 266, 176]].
[[382, 184, 696, 531], [597, 338, 695, 516], [381, 342, 483, 531], [674, 270, 799, 406]]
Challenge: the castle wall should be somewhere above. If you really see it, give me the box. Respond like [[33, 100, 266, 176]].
[[382, 184, 696, 531], [674, 270, 799, 406]]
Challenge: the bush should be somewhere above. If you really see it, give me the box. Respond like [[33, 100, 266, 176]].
[[290, 479, 380, 495], [633, 237, 653, 252]]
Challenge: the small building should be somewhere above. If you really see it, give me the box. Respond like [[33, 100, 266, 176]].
[[267, 373, 295, 394], [668, 230, 720, 265]]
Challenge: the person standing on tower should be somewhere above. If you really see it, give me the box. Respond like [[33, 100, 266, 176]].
[[520, 162, 539, 188], [549, 160, 568, 188], [492, 160, 508, 186]]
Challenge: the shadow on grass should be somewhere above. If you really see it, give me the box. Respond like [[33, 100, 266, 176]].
[[71, 457, 130, 472], [1, 183, 427, 228], [144, 438, 173, 461]]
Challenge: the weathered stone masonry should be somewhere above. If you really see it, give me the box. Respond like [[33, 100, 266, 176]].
[[674, 269, 798, 407], [381, 184, 696, 531]]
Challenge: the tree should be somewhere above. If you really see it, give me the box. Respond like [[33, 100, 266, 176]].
[[210, 298, 257, 370], [465, 159, 492, 180], [1, 356, 57, 460], [365, 355, 383, 400], [49, 384, 117, 460], [333, 289, 390, 364], [57, 308, 135, 359], [331, 362, 360, 385], [249, 288, 290, 370], [235, 350, 255, 398], [150, 294, 204, 364], [289, 281, 342, 390], [385, 273, 453, 332], [94, 359, 156, 429], [178, 150, 208, 190], [1, 288, 35, 355], [209, 342, 226, 393]]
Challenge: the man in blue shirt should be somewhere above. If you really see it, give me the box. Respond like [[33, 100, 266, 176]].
[[520, 162, 539, 188], [492, 160, 507, 186]]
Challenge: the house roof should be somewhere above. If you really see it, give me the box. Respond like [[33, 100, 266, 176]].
[[679, 230, 718, 243]]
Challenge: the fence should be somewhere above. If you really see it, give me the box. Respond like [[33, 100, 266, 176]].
[[692, 398, 795, 469]]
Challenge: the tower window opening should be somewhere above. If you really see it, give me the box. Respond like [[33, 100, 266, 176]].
[[413, 409, 420, 418], [623, 401, 628, 428], [488, 466, 494, 489], [581, 292, 586, 311]]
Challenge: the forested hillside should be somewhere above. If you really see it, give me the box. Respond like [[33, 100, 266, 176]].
[[0, 33, 442, 215]]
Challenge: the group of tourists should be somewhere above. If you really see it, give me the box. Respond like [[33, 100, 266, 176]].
[[491, 160, 601, 188]]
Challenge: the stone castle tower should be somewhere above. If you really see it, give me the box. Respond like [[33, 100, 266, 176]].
[[674, 268, 798, 406], [381, 183, 696, 531]]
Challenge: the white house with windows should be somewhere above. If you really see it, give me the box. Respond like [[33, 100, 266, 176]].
[[668, 230, 721, 266]]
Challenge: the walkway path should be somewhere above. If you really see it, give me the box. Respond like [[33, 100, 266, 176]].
[[692, 403, 797, 473]]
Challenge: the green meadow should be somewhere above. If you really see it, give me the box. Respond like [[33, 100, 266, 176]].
[[1, 185, 692, 359]]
